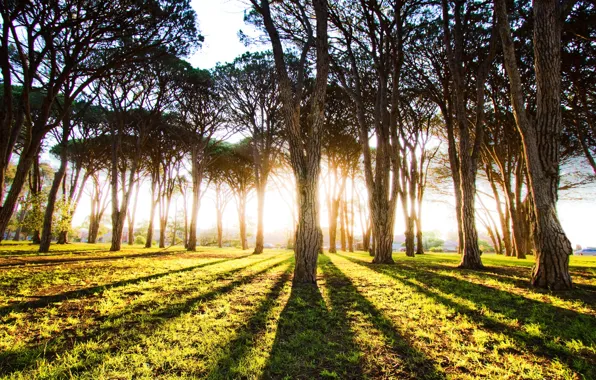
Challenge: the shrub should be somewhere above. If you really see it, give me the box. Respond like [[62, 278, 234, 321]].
[[429, 246, 443, 253], [134, 235, 146, 245]]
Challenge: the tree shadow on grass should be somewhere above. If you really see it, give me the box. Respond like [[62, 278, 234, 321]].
[[386, 257, 596, 309], [0, 255, 250, 316], [0, 256, 289, 376], [262, 270, 365, 379], [320, 255, 445, 379], [0, 248, 236, 268], [340, 253, 596, 378], [206, 263, 294, 379]]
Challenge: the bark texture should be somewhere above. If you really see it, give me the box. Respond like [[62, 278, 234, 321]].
[[495, 0, 572, 289]]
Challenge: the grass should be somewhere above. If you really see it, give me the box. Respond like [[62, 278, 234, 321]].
[[0, 243, 595, 379]]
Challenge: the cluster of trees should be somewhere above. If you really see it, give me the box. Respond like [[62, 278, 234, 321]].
[[1, 0, 594, 290], [246, 0, 595, 289]]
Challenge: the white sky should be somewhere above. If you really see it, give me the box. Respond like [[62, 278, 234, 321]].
[[69, 0, 596, 248]]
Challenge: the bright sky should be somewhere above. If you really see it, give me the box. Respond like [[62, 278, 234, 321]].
[[70, 0, 596, 249]]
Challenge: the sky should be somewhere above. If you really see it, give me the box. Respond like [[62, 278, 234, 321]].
[[70, 0, 596, 249]]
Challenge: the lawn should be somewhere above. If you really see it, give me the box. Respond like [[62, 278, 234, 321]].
[[0, 243, 594, 379]]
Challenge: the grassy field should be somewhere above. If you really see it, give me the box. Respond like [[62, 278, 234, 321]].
[[0, 243, 594, 379]]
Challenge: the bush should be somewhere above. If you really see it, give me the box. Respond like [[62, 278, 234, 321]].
[[429, 246, 443, 253], [134, 235, 146, 245]]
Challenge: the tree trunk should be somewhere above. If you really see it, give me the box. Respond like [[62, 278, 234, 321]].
[[458, 174, 483, 269], [127, 180, 140, 245], [293, 176, 322, 283], [415, 215, 424, 255], [256, 0, 329, 283], [57, 230, 68, 244], [0, 132, 44, 243], [187, 148, 202, 252], [495, 0, 572, 289], [339, 199, 346, 251], [39, 135, 69, 253], [145, 176, 158, 248], [216, 207, 223, 248], [370, 189, 395, 264], [237, 193, 248, 250], [328, 198, 339, 253], [253, 181, 266, 254]]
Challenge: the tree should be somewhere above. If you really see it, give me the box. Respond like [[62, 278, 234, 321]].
[[439, 0, 497, 269], [248, 0, 330, 283], [330, 0, 410, 263], [216, 141, 255, 250], [321, 84, 360, 253], [494, 0, 575, 289], [175, 65, 227, 252], [216, 51, 283, 254], [0, 0, 200, 242]]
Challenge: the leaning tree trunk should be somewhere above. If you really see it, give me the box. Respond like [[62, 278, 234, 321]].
[[39, 137, 69, 253], [495, 0, 572, 289]]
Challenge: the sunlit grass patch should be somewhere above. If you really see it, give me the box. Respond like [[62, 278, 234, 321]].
[[0, 246, 594, 379]]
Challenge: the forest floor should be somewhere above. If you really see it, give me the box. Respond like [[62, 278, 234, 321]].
[[0, 243, 595, 379]]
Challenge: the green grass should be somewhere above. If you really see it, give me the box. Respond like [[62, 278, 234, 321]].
[[0, 243, 594, 379]]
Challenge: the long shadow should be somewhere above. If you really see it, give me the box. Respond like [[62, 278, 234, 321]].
[[206, 263, 294, 379], [0, 255, 250, 316], [0, 249, 216, 268], [340, 253, 596, 378], [262, 261, 365, 379], [0, 255, 291, 376], [321, 255, 445, 379], [386, 258, 596, 309]]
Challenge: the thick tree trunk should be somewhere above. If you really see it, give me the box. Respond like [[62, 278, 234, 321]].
[[293, 176, 322, 283], [458, 175, 483, 268], [495, 0, 572, 289], [57, 230, 68, 244], [404, 216, 416, 257], [256, 0, 329, 283], [415, 215, 424, 255], [31, 230, 41, 244], [370, 191, 395, 264], [110, 212, 125, 252]]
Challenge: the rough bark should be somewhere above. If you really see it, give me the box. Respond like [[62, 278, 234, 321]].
[[253, 0, 329, 283], [495, 0, 572, 289]]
